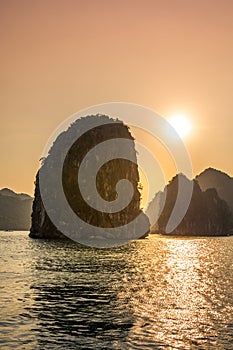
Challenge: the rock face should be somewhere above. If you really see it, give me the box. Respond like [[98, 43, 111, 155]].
[[30, 172, 62, 238], [196, 167, 233, 215], [151, 174, 233, 236], [30, 115, 149, 242], [0, 188, 33, 230]]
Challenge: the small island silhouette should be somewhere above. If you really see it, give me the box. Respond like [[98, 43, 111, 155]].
[[150, 173, 233, 236], [0, 188, 32, 231]]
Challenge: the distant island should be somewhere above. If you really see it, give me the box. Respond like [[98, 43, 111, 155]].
[[0, 188, 33, 230], [150, 172, 233, 237], [196, 167, 233, 215]]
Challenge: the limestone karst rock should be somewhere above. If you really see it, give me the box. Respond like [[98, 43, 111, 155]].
[[30, 115, 150, 244], [151, 174, 233, 236], [196, 167, 233, 215]]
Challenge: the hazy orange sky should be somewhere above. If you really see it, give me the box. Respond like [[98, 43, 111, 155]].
[[1, 0, 233, 196]]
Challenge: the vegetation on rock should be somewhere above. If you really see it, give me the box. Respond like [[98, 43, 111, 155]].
[[30, 115, 149, 241]]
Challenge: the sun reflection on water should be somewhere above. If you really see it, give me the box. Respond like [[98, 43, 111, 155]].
[[115, 236, 233, 349], [1, 232, 233, 349]]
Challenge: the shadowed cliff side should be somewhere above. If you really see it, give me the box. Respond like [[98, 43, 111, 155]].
[[30, 115, 150, 242], [196, 167, 233, 215], [151, 174, 233, 236]]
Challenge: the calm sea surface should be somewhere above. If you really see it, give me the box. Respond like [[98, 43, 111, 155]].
[[0, 231, 233, 349]]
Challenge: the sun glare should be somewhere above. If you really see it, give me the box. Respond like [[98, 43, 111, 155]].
[[169, 114, 192, 138]]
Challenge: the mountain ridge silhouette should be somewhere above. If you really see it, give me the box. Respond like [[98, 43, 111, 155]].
[[0, 188, 33, 230], [150, 170, 233, 236]]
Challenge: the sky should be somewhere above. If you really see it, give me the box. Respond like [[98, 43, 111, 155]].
[[1, 0, 233, 197]]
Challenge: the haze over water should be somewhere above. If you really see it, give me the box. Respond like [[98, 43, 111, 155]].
[[1, 231, 233, 349]]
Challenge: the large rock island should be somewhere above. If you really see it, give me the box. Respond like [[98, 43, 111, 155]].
[[30, 115, 150, 244]]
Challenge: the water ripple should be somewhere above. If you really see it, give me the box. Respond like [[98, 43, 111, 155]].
[[0, 232, 233, 349]]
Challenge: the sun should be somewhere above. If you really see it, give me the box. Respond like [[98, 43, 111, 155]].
[[169, 114, 192, 138]]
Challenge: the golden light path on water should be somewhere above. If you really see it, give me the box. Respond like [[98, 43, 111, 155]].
[[1, 232, 233, 349], [114, 236, 233, 349]]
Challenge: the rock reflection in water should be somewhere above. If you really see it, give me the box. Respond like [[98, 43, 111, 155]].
[[28, 239, 135, 349]]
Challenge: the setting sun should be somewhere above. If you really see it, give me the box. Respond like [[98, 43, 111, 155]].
[[169, 114, 192, 138]]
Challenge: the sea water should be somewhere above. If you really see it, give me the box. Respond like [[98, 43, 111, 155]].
[[1, 231, 233, 349]]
